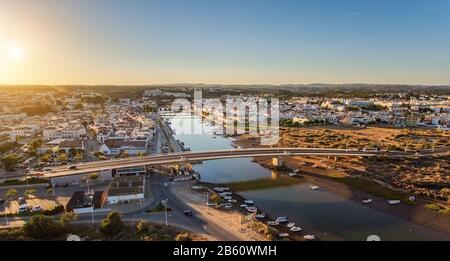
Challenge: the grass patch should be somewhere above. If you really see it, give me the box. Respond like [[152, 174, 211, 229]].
[[425, 203, 442, 211], [330, 176, 412, 203], [226, 176, 306, 192]]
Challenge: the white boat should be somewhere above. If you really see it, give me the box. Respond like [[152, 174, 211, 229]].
[[223, 196, 232, 200], [286, 222, 295, 228], [244, 199, 254, 204], [362, 198, 373, 204], [206, 202, 217, 207], [240, 204, 248, 208], [303, 235, 316, 240], [278, 233, 289, 238], [276, 216, 289, 223], [223, 205, 232, 210], [310, 185, 319, 190], [255, 213, 266, 219], [267, 221, 279, 226], [213, 187, 224, 192], [409, 196, 416, 202], [388, 200, 401, 205], [290, 226, 302, 232], [227, 199, 237, 203], [245, 206, 257, 213]]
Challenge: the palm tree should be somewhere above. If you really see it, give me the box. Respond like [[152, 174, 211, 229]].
[[5, 188, 17, 200], [24, 189, 37, 199]]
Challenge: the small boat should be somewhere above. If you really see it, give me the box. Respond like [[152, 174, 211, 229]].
[[388, 200, 401, 205], [362, 198, 373, 204], [290, 226, 302, 232], [227, 199, 237, 203], [289, 172, 303, 178], [303, 235, 316, 240], [278, 233, 289, 238], [267, 221, 279, 226], [245, 206, 257, 213], [213, 187, 224, 192], [286, 222, 295, 228], [223, 196, 232, 200], [276, 216, 289, 223], [310, 185, 319, 190], [244, 200, 254, 205], [223, 205, 232, 210], [255, 213, 266, 219], [409, 196, 416, 202], [240, 204, 248, 208]]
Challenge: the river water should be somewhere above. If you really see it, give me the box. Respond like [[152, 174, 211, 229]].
[[166, 114, 450, 241]]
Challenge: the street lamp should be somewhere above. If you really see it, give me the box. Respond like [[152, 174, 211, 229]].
[[2, 201, 8, 226], [162, 199, 169, 226]]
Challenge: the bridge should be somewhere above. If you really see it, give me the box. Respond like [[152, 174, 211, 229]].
[[36, 147, 448, 179]]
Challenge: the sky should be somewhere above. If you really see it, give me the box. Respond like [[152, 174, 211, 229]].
[[1, 0, 450, 85]]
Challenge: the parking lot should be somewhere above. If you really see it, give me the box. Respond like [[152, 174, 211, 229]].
[[1, 196, 63, 215]]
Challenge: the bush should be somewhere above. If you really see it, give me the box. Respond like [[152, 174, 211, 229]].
[[175, 232, 193, 241], [43, 205, 65, 216], [136, 220, 149, 234], [100, 211, 124, 236], [23, 215, 63, 239]]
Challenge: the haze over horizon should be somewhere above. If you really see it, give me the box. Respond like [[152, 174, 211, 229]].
[[1, 0, 450, 86]]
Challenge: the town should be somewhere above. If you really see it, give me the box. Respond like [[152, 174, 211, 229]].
[[0, 85, 449, 241]]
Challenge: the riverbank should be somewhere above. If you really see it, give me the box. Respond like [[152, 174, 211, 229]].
[[170, 181, 273, 241], [233, 135, 450, 236]]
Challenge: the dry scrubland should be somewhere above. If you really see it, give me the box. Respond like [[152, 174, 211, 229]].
[[241, 126, 449, 203]]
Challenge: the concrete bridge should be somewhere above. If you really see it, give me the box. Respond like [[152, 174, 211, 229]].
[[36, 147, 448, 179]]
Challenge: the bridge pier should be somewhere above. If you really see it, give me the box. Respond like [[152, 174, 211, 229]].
[[272, 157, 283, 167]]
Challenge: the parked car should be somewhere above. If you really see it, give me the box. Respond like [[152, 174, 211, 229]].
[[183, 210, 193, 216], [68, 165, 77, 170], [32, 205, 41, 212], [18, 205, 28, 214]]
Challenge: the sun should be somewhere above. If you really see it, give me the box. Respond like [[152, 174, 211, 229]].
[[9, 46, 24, 60]]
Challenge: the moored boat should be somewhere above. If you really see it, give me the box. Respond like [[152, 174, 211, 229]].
[[245, 206, 258, 213], [276, 216, 289, 223], [303, 235, 316, 240], [388, 200, 401, 205], [255, 213, 266, 219], [310, 185, 319, 190], [290, 226, 302, 232], [286, 222, 295, 228], [362, 198, 373, 204], [267, 221, 279, 226], [278, 233, 289, 238]]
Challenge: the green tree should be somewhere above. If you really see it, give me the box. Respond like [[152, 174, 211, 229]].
[[57, 153, 68, 162], [5, 188, 17, 200], [23, 189, 37, 199], [100, 211, 124, 236], [1, 154, 18, 172], [23, 215, 63, 239], [59, 212, 78, 228]]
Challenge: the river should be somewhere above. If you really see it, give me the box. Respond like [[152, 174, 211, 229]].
[[165, 114, 450, 241]]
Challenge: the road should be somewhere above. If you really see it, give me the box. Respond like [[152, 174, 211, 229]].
[[37, 147, 449, 178], [0, 174, 242, 241]]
